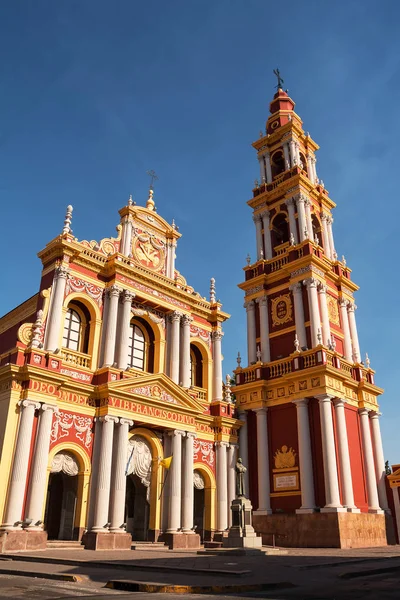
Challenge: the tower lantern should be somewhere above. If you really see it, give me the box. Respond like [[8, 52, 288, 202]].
[[234, 78, 392, 548]]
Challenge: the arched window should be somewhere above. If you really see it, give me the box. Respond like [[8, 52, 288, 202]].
[[127, 324, 146, 370], [311, 214, 322, 245], [299, 152, 308, 174], [271, 150, 285, 179], [190, 344, 203, 388], [63, 309, 81, 351], [271, 212, 290, 251]]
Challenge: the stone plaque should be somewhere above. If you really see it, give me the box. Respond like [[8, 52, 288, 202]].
[[274, 473, 299, 491]]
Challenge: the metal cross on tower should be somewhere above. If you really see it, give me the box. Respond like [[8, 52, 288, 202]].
[[273, 68, 284, 90], [146, 169, 158, 189]]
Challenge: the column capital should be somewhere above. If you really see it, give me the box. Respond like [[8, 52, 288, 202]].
[[41, 403, 59, 414], [296, 193, 307, 204], [55, 265, 69, 280], [168, 310, 182, 323], [317, 283, 327, 294], [168, 429, 186, 437], [244, 299, 255, 311], [99, 415, 119, 424], [347, 302, 357, 313], [260, 210, 270, 220], [359, 407, 370, 417], [181, 314, 193, 326], [285, 196, 296, 207], [252, 213, 262, 223], [238, 410, 248, 421], [289, 282, 302, 293], [121, 289, 135, 303], [320, 212, 329, 222], [186, 432, 197, 439], [292, 398, 309, 408], [369, 410, 382, 419], [339, 297, 349, 308], [19, 399, 40, 410], [254, 407, 268, 415], [211, 330, 224, 342], [316, 394, 335, 404], [259, 295, 268, 307], [119, 418, 134, 427], [333, 398, 347, 409], [302, 277, 319, 289], [107, 284, 122, 299], [228, 442, 238, 450], [216, 441, 229, 448]]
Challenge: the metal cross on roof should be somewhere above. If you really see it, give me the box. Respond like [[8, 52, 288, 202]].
[[273, 68, 284, 90], [146, 169, 158, 189]]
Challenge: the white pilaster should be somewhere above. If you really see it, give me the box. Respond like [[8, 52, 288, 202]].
[[109, 418, 134, 533], [258, 296, 270, 363], [254, 408, 272, 514], [339, 299, 353, 360], [245, 300, 257, 365], [285, 198, 298, 244], [167, 430, 185, 532], [182, 432, 196, 532], [359, 409, 382, 513], [317, 283, 331, 346], [370, 412, 389, 511], [289, 282, 307, 349], [333, 399, 358, 511], [238, 411, 249, 495], [318, 395, 343, 511], [253, 214, 263, 260], [261, 211, 273, 259], [347, 303, 361, 363], [168, 311, 182, 384], [116, 290, 135, 369], [2, 400, 40, 529], [303, 277, 321, 347], [102, 285, 121, 367], [264, 152, 272, 183], [180, 315, 192, 388], [216, 441, 229, 531], [293, 399, 316, 512], [227, 444, 237, 527], [296, 194, 307, 242], [304, 198, 313, 240], [211, 330, 223, 401], [25, 404, 59, 528], [91, 415, 119, 532], [45, 266, 69, 351]]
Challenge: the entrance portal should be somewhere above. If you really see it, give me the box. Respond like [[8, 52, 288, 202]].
[[45, 452, 79, 540], [125, 474, 150, 541], [193, 470, 205, 540]]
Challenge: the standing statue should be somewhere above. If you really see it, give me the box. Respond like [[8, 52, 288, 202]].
[[235, 458, 247, 498]]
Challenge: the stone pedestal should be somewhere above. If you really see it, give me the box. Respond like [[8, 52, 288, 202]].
[[82, 531, 132, 551], [0, 529, 47, 553], [161, 532, 201, 549], [223, 498, 262, 549]]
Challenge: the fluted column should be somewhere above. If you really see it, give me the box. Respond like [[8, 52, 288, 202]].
[[303, 277, 321, 347], [258, 296, 270, 363], [296, 194, 307, 242], [285, 198, 298, 244], [339, 299, 353, 360], [109, 418, 134, 532], [321, 214, 332, 259], [318, 283, 331, 346], [264, 152, 272, 183], [347, 303, 361, 363], [258, 155, 266, 183], [227, 443, 237, 526], [255, 408, 272, 513], [326, 216, 336, 259], [91, 415, 118, 531], [289, 282, 307, 349], [245, 300, 257, 365], [168, 311, 182, 384], [25, 404, 59, 528], [167, 430, 185, 532], [2, 400, 40, 529], [45, 265, 69, 351], [359, 409, 382, 512], [211, 330, 223, 401], [253, 214, 263, 260], [318, 395, 342, 510], [261, 211, 273, 259], [182, 432, 196, 532], [238, 411, 249, 495], [333, 399, 358, 511], [370, 412, 389, 511], [304, 198, 313, 240], [180, 315, 192, 388], [116, 290, 135, 369], [216, 442, 228, 531], [102, 285, 121, 367], [293, 399, 315, 512]]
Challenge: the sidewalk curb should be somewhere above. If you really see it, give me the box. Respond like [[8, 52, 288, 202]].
[[339, 564, 400, 579], [0, 567, 83, 582], [105, 579, 296, 594]]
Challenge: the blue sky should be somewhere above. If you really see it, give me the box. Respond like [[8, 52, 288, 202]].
[[0, 1, 399, 462]]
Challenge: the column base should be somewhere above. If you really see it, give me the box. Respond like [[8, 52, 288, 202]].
[[296, 508, 316, 514], [346, 507, 361, 513], [0, 529, 47, 553], [161, 532, 201, 549], [368, 508, 384, 515], [321, 507, 347, 513], [82, 531, 132, 550]]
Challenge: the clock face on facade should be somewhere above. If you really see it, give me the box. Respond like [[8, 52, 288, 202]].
[[133, 237, 164, 272]]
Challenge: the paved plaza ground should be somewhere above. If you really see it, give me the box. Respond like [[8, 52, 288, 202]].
[[0, 545, 400, 599]]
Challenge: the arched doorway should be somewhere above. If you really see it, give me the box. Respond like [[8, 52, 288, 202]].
[[193, 470, 205, 540], [125, 435, 152, 541], [45, 452, 79, 540]]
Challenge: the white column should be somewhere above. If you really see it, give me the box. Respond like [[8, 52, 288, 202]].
[[318, 395, 342, 510], [120, 217, 133, 256], [227, 444, 237, 526], [307, 155, 314, 183], [168, 311, 181, 384], [296, 194, 307, 242], [264, 152, 272, 183], [25, 404, 59, 527], [253, 214, 263, 260], [238, 411, 249, 496], [293, 399, 316, 512], [2, 400, 40, 529], [312, 157, 317, 182], [303, 277, 321, 347], [347, 303, 361, 363], [180, 315, 192, 388], [333, 399, 358, 511], [289, 282, 307, 349], [45, 265, 69, 351], [370, 412, 389, 511], [167, 430, 184, 532], [321, 214, 332, 259], [182, 432, 195, 532], [289, 139, 296, 166], [339, 299, 353, 360], [102, 285, 121, 367], [283, 142, 290, 170], [327, 217, 336, 259], [116, 290, 135, 369], [255, 408, 272, 514], [245, 300, 257, 365], [318, 284, 331, 346], [211, 330, 223, 401], [170, 240, 177, 279], [258, 296, 270, 363], [295, 140, 301, 165], [165, 242, 171, 278], [109, 418, 134, 533], [261, 211, 273, 259], [216, 442, 228, 531], [285, 198, 298, 244], [258, 155, 266, 183], [359, 409, 382, 512], [304, 198, 313, 240], [91, 415, 118, 531]]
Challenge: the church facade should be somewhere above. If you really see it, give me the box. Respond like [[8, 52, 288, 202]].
[[0, 191, 239, 552], [233, 86, 394, 548]]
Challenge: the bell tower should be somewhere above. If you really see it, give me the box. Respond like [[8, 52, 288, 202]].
[[234, 75, 393, 548]]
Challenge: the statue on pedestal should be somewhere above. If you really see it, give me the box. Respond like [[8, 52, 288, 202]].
[[235, 458, 247, 498]]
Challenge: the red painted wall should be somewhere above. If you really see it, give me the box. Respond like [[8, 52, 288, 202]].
[[308, 397, 326, 508], [345, 406, 368, 512], [247, 410, 259, 510]]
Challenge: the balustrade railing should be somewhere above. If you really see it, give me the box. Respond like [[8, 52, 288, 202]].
[[61, 348, 91, 369]]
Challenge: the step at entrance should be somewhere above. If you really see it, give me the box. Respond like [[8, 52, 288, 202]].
[[131, 541, 169, 551], [47, 540, 84, 550]]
